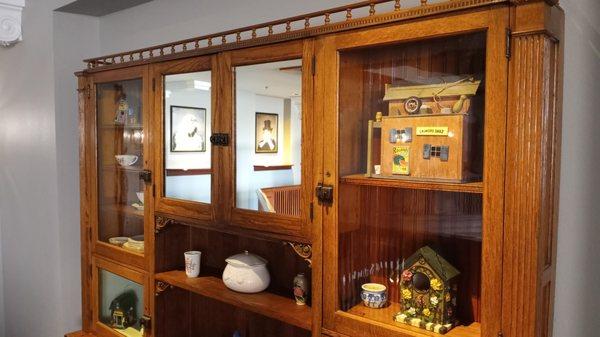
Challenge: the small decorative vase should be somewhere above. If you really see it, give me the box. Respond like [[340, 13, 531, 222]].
[[293, 273, 309, 305]]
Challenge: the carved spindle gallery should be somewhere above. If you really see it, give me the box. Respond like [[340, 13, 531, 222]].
[[395, 0, 401, 10], [346, 8, 352, 20], [236, 32, 241, 42], [252, 28, 257, 38], [208, 37, 213, 46], [369, 4, 376, 16], [170, 45, 175, 54], [286, 21, 291, 32], [421, 0, 428, 6], [183, 43, 188, 51], [325, 13, 331, 24], [221, 35, 226, 44], [268, 25, 273, 35], [305, 18, 310, 29]]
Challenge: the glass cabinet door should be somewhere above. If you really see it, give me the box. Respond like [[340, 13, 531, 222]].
[[96, 74, 147, 260], [152, 56, 215, 222], [322, 11, 509, 337], [228, 41, 313, 240], [94, 258, 148, 337]]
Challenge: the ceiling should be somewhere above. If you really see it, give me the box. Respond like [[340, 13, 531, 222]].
[[55, 0, 154, 17], [165, 59, 303, 99]]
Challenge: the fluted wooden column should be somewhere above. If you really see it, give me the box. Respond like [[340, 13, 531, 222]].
[[502, 2, 563, 337]]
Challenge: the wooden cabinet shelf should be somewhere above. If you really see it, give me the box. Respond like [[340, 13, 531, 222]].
[[100, 123, 144, 129], [347, 302, 480, 337], [104, 204, 144, 218], [340, 174, 483, 194], [155, 270, 312, 330]]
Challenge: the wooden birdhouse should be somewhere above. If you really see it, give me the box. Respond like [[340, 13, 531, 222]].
[[394, 246, 460, 334]]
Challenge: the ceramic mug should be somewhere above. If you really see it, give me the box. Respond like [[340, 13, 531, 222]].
[[374, 165, 381, 175], [184, 251, 201, 278]]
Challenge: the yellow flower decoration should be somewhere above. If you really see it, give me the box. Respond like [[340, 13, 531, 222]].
[[422, 308, 431, 317], [430, 278, 443, 291], [402, 289, 412, 300]]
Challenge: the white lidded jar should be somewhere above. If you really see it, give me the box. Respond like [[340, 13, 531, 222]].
[[222, 251, 270, 293]]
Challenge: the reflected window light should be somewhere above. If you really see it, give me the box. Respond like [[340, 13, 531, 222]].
[[165, 90, 172, 98], [193, 80, 211, 91]]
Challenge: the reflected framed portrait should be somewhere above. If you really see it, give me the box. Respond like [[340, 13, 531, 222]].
[[255, 112, 278, 153], [170, 105, 206, 152]]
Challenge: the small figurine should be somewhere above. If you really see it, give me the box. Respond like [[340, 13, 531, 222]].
[[109, 290, 138, 329], [375, 111, 383, 122], [114, 84, 130, 125], [293, 273, 309, 305]]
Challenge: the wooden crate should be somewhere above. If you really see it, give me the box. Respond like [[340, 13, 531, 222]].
[[379, 114, 475, 182]]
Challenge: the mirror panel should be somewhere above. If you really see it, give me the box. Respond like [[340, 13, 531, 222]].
[[163, 71, 212, 204], [234, 59, 303, 216]]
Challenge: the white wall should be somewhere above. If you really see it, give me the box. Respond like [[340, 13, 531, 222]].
[[553, 1, 600, 336], [0, 1, 98, 336], [0, 0, 598, 336]]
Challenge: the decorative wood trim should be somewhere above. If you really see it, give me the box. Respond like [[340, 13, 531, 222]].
[[80, 0, 509, 72], [512, 1, 564, 39], [253, 164, 293, 171], [165, 168, 212, 176], [154, 215, 176, 234], [0, 0, 24, 47], [502, 28, 562, 337], [155, 281, 173, 296], [510, 0, 558, 5], [285, 242, 313, 267]]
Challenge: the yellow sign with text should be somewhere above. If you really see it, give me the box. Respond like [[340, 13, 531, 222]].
[[416, 127, 449, 136]]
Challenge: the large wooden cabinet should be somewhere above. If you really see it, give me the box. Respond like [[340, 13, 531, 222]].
[[71, 1, 564, 337]]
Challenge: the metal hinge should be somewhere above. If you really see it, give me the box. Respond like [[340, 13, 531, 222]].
[[140, 315, 152, 334], [312, 56, 316, 76], [506, 28, 512, 59], [309, 202, 314, 221], [210, 133, 229, 146], [139, 170, 152, 183], [316, 183, 333, 205]]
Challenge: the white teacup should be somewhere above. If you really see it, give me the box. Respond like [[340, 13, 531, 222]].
[[115, 155, 138, 167]]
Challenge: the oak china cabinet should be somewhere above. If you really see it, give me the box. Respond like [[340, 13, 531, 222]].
[[69, 1, 564, 337]]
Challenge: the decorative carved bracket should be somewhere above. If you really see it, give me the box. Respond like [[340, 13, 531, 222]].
[[285, 242, 312, 268], [155, 281, 173, 296], [0, 0, 24, 47], [155, 216, 176, 234]]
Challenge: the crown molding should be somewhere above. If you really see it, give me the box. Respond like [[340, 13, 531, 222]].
[[0, 0, 25, 47]]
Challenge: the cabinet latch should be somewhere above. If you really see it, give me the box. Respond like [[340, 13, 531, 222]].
[[140, 315, 151, 334], [210, 133, 229, 146], [316, 183, 334, 205], [139, 170, 152, 183]]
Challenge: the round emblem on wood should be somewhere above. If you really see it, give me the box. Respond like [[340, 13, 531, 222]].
[[404, 96, 422, 115]]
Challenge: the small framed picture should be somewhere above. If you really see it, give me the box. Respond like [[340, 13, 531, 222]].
[[170, 106, 206, 152], [255, 112, 278, 153]]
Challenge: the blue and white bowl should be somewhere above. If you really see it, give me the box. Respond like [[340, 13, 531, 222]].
[[361, 283, 387, 309]]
